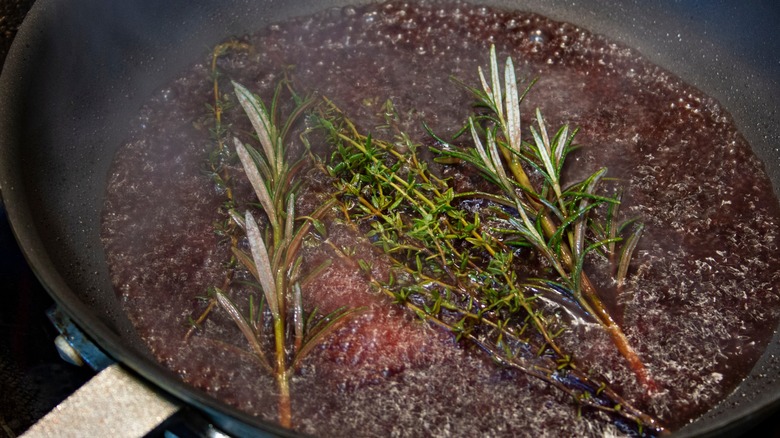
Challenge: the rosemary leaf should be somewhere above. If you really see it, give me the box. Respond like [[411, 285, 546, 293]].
[[231, 246, 259, 280], [617, 223, 644, 287], [504, 56, 522, 155], [488, 45, 503, 121], [468, 117, 496, 175], [235, 138, 278, 225], [293, 282, 304, 352], [215, 289, 273, 372], [244, 210, 279, 319], [232, 81, 277, 168], [291, 306, 366, 370]]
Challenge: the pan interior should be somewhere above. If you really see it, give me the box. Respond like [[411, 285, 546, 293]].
[[0, 0, 778, 435]]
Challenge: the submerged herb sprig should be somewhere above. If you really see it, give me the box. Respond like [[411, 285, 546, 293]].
[[185, 41, 253, 340], [435, 45, 652, 390], [310, 46, 663, 434], [219, 80, 362, 428], [192, 64, 360, 428]]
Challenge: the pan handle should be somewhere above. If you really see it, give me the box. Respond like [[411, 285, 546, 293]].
[[20, 308, 231, 437], [21, 307, 181, 437], [21, 363, 181, 437]]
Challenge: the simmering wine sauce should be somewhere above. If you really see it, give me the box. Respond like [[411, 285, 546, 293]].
[[101, 1, 780, 435]]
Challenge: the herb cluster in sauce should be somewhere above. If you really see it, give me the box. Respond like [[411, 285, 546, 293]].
[[101, 1, 780, 436]]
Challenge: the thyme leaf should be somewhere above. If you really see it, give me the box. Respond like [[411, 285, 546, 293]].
[[313, 45, 663, 435]]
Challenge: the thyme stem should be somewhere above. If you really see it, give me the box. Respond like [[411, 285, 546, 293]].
[[312, 45, 663, 434]]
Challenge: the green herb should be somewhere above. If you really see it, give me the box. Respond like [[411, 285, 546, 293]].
[[221, 80, 362, 428], [188, 43, 362, 428], [197, 41, 663, 434], [436, 46, 653, 391], [308, 45, 663, 433], [185, 41, 253, 341]]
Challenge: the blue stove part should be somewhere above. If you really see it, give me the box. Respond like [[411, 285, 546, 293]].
[[46, 307, 114, 371]]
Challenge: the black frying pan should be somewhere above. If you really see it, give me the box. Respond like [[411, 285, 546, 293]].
[[1, 0, 778, 436]]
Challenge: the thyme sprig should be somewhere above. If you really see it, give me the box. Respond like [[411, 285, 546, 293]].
[[310, 46, 663, 434], [185, 41, 252, 341]]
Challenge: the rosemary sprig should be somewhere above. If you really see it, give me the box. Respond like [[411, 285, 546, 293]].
[[435, 45, 652, 391], [310, 47, 663, 434], [187, 45, 362, 428], [222, 80, 364, 428]]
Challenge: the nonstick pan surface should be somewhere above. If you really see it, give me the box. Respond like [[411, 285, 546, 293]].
[[1, 0, 778, 436]]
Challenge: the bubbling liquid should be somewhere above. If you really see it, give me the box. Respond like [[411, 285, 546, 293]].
[[101, 1, 780, 436]]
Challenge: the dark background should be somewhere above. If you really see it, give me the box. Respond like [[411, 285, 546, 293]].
[[0, 1, 778, 437]]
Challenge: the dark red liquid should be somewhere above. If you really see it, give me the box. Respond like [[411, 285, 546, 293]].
[[101, 1, 780, 435]]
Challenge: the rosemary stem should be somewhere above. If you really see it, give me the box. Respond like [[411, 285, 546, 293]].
[[502, 145, 535, 193], [508, 160, 654, 391], [579, 272, 656, 391], [540, 202, 655, 390], [535, 203, 654, 390], [270, 313, 291, 427], [277, 368, 292, 428]]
